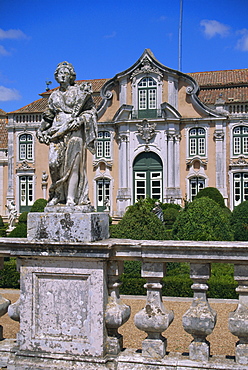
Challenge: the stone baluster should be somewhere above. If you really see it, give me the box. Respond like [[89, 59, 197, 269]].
[[134, 262, 174, 358], [182, 263, 216, 361], [105, 260, 131, 355], [229, 264, 248, 365], [0, 257, 11, 339]]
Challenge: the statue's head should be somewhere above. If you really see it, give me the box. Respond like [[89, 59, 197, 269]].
[[54, 61, 76, 85]]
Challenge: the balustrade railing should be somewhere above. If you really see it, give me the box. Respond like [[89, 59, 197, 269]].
[[0, 238, 248, 369]]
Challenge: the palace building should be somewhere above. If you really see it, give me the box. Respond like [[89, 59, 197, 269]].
[[2, 49, 248, 218]]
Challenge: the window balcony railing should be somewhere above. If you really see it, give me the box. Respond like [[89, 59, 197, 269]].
[[132, 109, 162, 119], [1, 238, 248, 369]]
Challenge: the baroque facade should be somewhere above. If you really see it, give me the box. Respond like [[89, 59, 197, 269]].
[[2, 49, 248, 217]]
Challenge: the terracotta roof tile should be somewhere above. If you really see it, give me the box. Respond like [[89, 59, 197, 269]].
[[188, 69, 248, 87], [9, 97, 49, 114], [0, 109, 6, 116], [0, 118, 8, 148], [198, 86, 248, 104]]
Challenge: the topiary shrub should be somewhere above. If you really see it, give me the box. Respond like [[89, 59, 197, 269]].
[[163, 207, 180, 229], [172, 197, 234, 241], [0, 215, 7, 237], [0, 258, 20, 288], [231, 200, 248, 241], [30, 198, 47, 212], [194, 187, 225, 208], [18, 211, 28, 223], [7, 222, 27, 238], [0, 215, 5, 228], [110, 198, 169, 240]]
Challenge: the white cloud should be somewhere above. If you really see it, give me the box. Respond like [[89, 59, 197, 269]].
[[236, 28, 248, 51], [0, 45, 10, 56], [0, 28, 27, 40], [0, 86, 21, 101], [104, 31, 117, 39], [200, 20, 230, 39]]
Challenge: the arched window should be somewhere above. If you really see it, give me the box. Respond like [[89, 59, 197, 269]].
[[96, 131, 111, 158], [189, 128, 205, 156], [189, 177, 205, 201], [233, 173, 248, 207], [233, 126, 248, 155], [138, 77, 157, 118], [133, 152, 163, 202], [19, 134, 33, 160]]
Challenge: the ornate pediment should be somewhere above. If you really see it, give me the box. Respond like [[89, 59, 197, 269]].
[[230, 156, 248, 167], [17, 160, 32, 170], [136, 119, 156, 144], [131, 57, 163, 80]]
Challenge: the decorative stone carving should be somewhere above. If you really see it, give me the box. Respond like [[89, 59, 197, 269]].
[[136, 119, 156, 144], [134, 262, 174, 359], [131, 57, 163, 80], [8, 297, 20, 322], [231, 156, 248, 166], [5, 200, 17, 231], [186, 156, 208, 168], [229, 264, 248, 365], [18, 160, 32, 170], [105, 261, 131, 355], [214, 129, 225, 141], [36, 61, 97, 207], [182, 263, 216, 361]]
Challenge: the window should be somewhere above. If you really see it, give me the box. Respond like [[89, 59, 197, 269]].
[[19, 176, 34, 212], [96, 131, 111, 158], [133, 152, 163, 202], [233, 173, 248, 207], [189, 128, 205, 156], [96, 179, 110, 212], [19, 134, 33, 160], [138, 77, 157, 118], [189, 177, 205, 201], [233, 126, 248, 155]]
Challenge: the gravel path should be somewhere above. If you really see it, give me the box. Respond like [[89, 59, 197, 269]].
[[0, 291, 238, 358]]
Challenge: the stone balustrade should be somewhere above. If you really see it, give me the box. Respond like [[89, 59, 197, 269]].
[[1, 238, 248, 369]]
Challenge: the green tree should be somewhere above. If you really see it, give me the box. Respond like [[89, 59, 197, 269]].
[[231, 200, 248, 241], [110, 198, 169, 240], [30, 198, 47, 212], [172, 197, 233, 241], [194, 187, 225, 208]]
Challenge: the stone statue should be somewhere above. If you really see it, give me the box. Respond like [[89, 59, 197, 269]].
[[36, 61, 97, 207], [6, 200, 17, 230], [152, 201, 164, 222]]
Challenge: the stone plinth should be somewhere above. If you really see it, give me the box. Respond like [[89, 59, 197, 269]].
[[27, 208, 109, 242], [15, 256, 108, 359]]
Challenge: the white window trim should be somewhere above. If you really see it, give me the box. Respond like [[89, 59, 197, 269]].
[[95, 130, 113, 160], [230, 122, 248, 158], [132, 73, 162, 112], [229, 169, 248, 210], [185, 124, 209, 160], [16, 172, 36, 213], [17, 132, 35, 163]]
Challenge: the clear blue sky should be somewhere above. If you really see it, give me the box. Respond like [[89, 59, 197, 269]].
[[0, 0, 248, 113]]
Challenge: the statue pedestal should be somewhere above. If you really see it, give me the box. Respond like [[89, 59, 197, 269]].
[[27, 207, 109, 242]]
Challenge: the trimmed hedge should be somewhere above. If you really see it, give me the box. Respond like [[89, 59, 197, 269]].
[[231, 200, 248, 241], [110, 198, 170, 240], [30, 198, 47, 212], [0, 258, 20, 288], [172, 197, 234, 241], [194, 187, 225, 208]]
